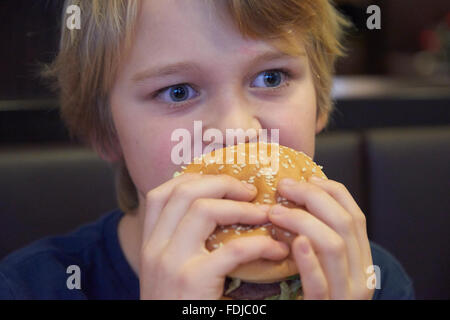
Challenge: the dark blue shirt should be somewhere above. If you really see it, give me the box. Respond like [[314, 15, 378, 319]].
[[0, 209, 414, 299]]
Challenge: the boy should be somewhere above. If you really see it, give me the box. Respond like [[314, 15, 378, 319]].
[[0, 0, 413, 299]]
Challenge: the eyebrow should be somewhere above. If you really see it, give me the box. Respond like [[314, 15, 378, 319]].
[[131, 50, 305, 83]]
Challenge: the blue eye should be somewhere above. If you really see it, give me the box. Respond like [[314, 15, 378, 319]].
[[157, 84, 198, 104], [251, 70, 287, 88]]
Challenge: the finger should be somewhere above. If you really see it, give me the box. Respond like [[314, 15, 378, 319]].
[[147, 174, 257, 250], [277, 179, 365, 288], [292, 236, 329, 300], [202, 236, 290, 277], [166, 199, 272, 259], [269, 204, 351, 299], [142, 173, 203, 243], [307, 176, 373, 268]]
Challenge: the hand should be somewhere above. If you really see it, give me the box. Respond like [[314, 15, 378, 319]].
[[139, 173, 289, 299], [268, 176, 374, 300]]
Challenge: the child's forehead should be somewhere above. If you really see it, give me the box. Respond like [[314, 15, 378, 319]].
[[120, 0, 307, 82]]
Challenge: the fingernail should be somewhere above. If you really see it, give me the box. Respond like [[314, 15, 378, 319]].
[[279, 178, 296, 186], [309, 175, 326, 182], [271, 204, 287, 215], [242, 182, 256, 191]]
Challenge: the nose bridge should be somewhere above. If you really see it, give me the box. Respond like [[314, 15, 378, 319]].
[[206, 87, 262, 145]]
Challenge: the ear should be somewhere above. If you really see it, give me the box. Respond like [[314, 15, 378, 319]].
[[315, 112, 329, 135]]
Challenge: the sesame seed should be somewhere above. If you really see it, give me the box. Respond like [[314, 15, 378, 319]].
[[271, 187, 276, 191], [223, 229, 229, 233], [181, 166, 187, 169], [263, 193, 270, 198], [284, 231, 291, 237], [233, 169, 239, 174], [235, 230, 241, 235], [302, 167, 307, 173], [282, 163, 289, 169], [261, 227, 266, 231], [218, 165, 224, 171], [263, 199, 272, 204], [312, 168, 316, 173]]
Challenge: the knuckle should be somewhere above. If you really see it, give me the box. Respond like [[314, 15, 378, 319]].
[[190, 198, 210, 217], [303, 183, 318, 197], [356, 213, 367, 230], [140, 245, 155, 266], [172, 182, 194, 199], [324, 236, 346, 257], [336, 214, 354, 235], [174, 269, 191, 290], [217, 174, 236, 185], [334, 181, 347, 192], [228, 241, 247, 258], [146, 188, 162, 205]]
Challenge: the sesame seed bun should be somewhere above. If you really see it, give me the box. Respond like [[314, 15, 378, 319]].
[[178, 142, 327, 284]]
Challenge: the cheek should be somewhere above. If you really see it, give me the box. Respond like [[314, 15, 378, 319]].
[[268, 82, 317, 157], [112, 105, 182, 196], [124, 127, 182, 196]]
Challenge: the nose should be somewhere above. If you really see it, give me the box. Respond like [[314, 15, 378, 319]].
[[203, 95, 263, 148]]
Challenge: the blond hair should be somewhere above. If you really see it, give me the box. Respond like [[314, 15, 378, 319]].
[[44, 0, 351, 213]]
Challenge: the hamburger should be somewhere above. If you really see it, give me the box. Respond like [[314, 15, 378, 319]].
[[173, 141, 327, 300]]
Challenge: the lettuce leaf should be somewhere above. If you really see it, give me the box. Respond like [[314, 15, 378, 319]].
[[225, 278, 241, 295], [263, 278, 302, 300], [279, 281, 291, 300]]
